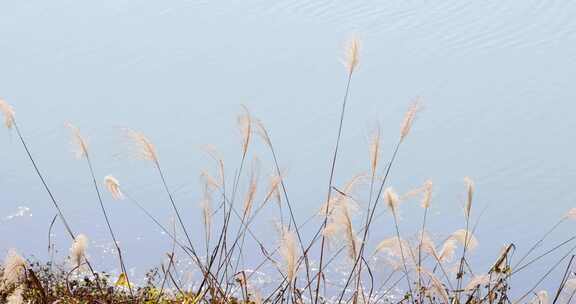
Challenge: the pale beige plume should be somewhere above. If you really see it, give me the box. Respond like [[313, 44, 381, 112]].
[[369, 126, 381, 176], [126, 129, 158, 162], [279, 227, 298, 285], [70, 234, 89, 268], [464, 176, 474, 219], [237, 106, 252, 156], [344, 37, 360, 75], [2, 249, 27, 286], [400, 100, 420, 141], [104, 175, 124, 200], [450, 229, 478, 251], [65, 123, 89, 159], [0, 99, 15, 129]]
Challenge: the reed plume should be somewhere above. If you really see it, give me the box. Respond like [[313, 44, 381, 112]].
[[2, 249, 27, 286], [323, 197, 359, 262], [104, 175, 124, 200], [368, 127, 381, 178], [384, 187, 401, 216], [400, 100, 420, 142], [464, 177, 474, 219], [451, 229, 479, 251], [344, 37, 360, 76], [238, 105, 252, 156], [65, 123, 88, 159], [70, 234, 89, 268], [201, 187, 213, 246], [0, 99, 15, 129], [375, 237, 411, 260], [438, 239, 458, 262], [242, 161, 259, 218], [279, 227, 298, 286], [126, 129, 158, 162]]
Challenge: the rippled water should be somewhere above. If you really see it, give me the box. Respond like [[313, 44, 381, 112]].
[[1, 0, 576, 297]]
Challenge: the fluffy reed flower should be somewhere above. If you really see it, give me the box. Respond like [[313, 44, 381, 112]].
[[242, 160, 259, 217], [369, 126, 381, 176], [70, 234, 89, 268], [279, 228, 298, 285], [375, 237, 411, 259], [450, 229, 478, 251], [530, 290, 548, 304], [201, 145, 225, 187], [126, 129, 158, 162], [464, 176, 474, 219], [6, 286, 24, 304], [421, 233, 457, 263], [104, 175, 124, 200], [323, 201, 359, 261], [200, 192, 213, 237], [421, 180, 433, 208], [65, 123, 89, 159], [400, 100, 420, 141], [464, 274, 490, 291], [2, 249, 27, 286], [565, 208, 576, 219], [264, 172, 283, 206], [318, 174, 363, 216], [200, 170, 221, 192], [438, 239, 458, 262], [384, 187, 401, 216], [237, 106, 252, 156], [420, 232, 437, 255], [344, 37, 360, 75], [0, 99, 15, 129]]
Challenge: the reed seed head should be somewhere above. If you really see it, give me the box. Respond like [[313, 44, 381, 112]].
[[344, 37, 360, 75], [0, 99, 15, 129], [451, 229, 478, 251], [464, 176, 474, 219], [279, 227, 298, 285], [323, 201, 359, 261], [70, 234, 89, 268], [400, 100, 421, 141], [2, 249, 27, 286], [369, 126, 381, 176], [436, 239, 456, 263], [65, 123, 89, 159], [421, 180, 433, 208], [237, 106, 252, 156], [126, 129, 158, 162], [565, 208, 576, 220], [384, 187, 400, 216], [104, 175, 124, 200]]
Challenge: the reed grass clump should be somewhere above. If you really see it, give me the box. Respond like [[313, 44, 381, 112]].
[[1, 39, 575, 304]]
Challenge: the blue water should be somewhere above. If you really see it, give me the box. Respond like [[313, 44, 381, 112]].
[[1, 0, 576, 299]]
